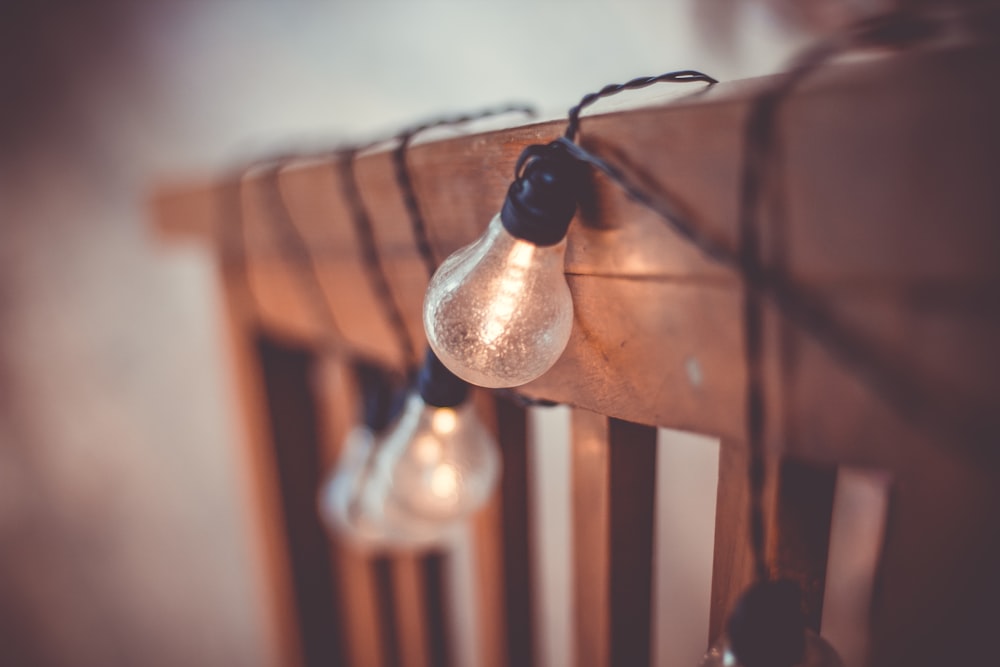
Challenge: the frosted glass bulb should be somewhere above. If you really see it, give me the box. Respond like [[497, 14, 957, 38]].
[[423, 213, 573, 388], [380, 393, 501, 521], [319, 426, 455, 550], [699, 631, 843, 667]]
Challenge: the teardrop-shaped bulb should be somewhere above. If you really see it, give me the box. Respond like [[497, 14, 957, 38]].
[[699, 631, 843, 667], [423, 213, 573, 388], [319, 426, 453, 551], [379, 393, 501, 521]]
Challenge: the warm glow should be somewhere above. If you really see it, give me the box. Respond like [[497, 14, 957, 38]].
[[481, 241, 535, 345], [430, 464, 459, 500], [431, 408, 457, 435], [414, 435, 443, 463]]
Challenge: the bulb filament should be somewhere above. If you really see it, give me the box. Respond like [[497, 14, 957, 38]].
[[482, 242, 535, 345]]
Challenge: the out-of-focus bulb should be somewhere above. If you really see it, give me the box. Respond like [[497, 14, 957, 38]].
[[319, 426, 453, 550], [319, 350, 501, 551], [423, 145, 581, 388], [381, 393, 500, 521], [699, 580, 843, 667]]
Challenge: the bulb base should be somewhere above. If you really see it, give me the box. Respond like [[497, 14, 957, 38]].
[[418, 349, 470, 408], [727, 579, 807, 667], [501, 144, 581, 246]]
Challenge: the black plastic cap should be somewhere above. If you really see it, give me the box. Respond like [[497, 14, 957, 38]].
[[501, 145, 581, 246], [418, 349, 470, 408], [355, 362, 404, 432], [727, 580, 807, 667]]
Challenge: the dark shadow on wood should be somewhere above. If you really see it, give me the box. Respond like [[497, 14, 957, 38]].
[[608, 419, 658, 667], [257, 335, 347, 667], [496, 396, 534, 667], [422, 551, 453, 667]]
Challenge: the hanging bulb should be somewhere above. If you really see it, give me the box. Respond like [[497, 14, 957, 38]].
[[379, 350, 501, 521], [320, 362, 452, 550], [320, 424, 454, 549], [423, 144, 581, 388], [699, 580, 844, 667], [320, 351, 501, 550]]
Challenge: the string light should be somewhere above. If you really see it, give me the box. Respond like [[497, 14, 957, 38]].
[[423, 71, 715, 389], [320, 350, 501, 549]]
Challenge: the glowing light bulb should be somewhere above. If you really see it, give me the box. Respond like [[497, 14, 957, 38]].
[[423, 145, 581, 388], [699, 580, 844, 667], [319, 426, 452, 550], [382, 393, 500, 521], [320, 351, 501, 550]]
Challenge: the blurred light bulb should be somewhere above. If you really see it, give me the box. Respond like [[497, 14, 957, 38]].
[[319, 426, 452, 550], [382, 393, 500, 521], [699, 580, 844, 667], [319, 351, 501, 550], [423, 145, 581, 388]]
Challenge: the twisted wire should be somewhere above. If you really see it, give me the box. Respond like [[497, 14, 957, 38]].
[[391, 103, 536, 279], [564, 70, 718, 142], [337, 148, 420, 368]]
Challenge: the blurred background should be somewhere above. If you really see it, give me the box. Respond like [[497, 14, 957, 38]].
[[0, 1, 889, 666]]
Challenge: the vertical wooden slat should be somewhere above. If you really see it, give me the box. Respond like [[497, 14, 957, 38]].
[[607, 419, 658, 667], [709, 440, 759, 643], [572, 412, 659, 667], [495, 396, 535, 667], [571, 409, 610, 667], [769, 458, 837, 631], [421, 552, 454, 667], [219, 272, 302, 667], [393, 555, 432, 667], [471, 391, 508, 667], [372, 556, 403, 667], [314, 358, 386, 667], [471, 491, 506, 667], [256, 337, 346, 667], [710, 443, 837, 642]]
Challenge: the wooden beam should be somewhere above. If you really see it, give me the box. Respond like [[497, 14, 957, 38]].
[[153, 43, 1000, 469]]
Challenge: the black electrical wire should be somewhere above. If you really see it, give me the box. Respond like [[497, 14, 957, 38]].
[[550, 9, 978, 581], [391, 104, 537, 279], [564, 70, 717, 143], [336, 147, 421, 369]]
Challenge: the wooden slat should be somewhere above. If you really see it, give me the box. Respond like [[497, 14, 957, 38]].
[[420, 552, 453, 667], [392, 555, 432, 667], [769, 458, 837, 631], [710, 446, 837, 642], [314, 359, 386, 667], [217, 266, 303, 667], [256, 337, 347, 667], [607, 419, 658, 667], [571, 414, 659, 667], [571, 409, 609, 667], [470, 391, 508, 667], [708, 440, 757, 644], [495, 396, 536, 667], [372, 557, 403, 667]]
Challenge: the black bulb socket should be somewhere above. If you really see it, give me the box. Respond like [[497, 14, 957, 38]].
[[727, 579, 807, 667], [501, 145, 582, 247], [418, 348, 469, 408]]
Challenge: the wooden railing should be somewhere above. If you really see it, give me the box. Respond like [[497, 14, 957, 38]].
[[152, 37, 1000, 667]]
